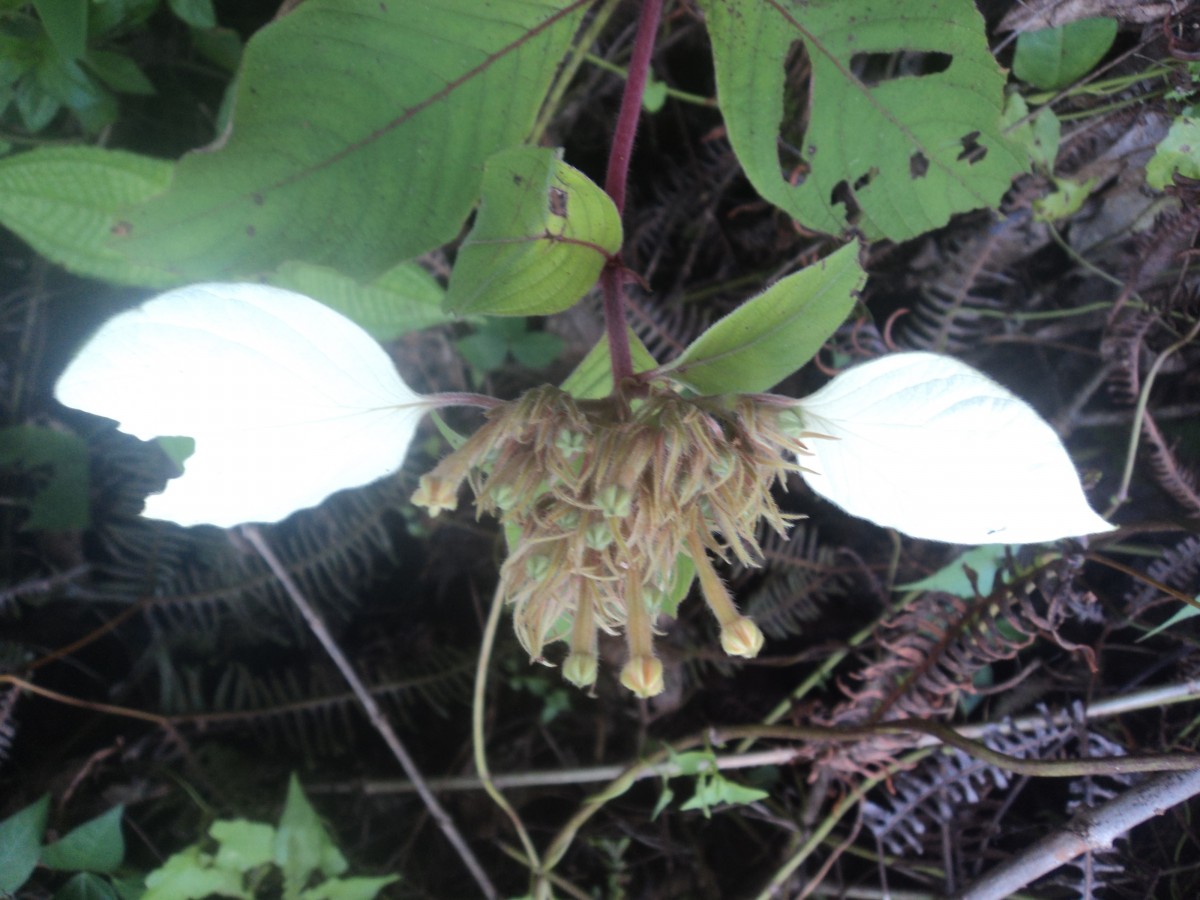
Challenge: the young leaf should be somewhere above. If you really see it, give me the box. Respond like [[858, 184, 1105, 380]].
[[54, 283, 426, 528], [33, 0, 88, 61], [1146, 109, 1200, 190], [41, 805, 125, 874], [0, 794, 49, 894], [560, 329, 658, 400], [662, 241, 864, 395], [275, 774, 347, 898], [84, 50, 156, 96], [701, 0, 1030, 242], [1138, 599, 1200, 642], [795, 352, 1115, 544], [300, 875, 402, 900], [167, 0, 216, 30], [142, 846, 245, 900], [0, 147, 173, 286], [113, 0, 588, 282], [1012, 17, 1118, 91], [210, 820, 275, 873], [53, 872, 122, 900], [445, 146, 622, 316]]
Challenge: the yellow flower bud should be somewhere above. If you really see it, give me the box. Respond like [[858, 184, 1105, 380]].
[[563, 652, 598, 688], [720, 616, 765, 659], [620, 655, 665, 698]]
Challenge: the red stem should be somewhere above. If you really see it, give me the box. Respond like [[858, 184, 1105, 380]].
[[601, 0, 663, 386]]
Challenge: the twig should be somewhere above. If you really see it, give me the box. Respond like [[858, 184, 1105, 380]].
[[954, 768, 1200, 900], [239, 525, 498, 900], [337, 677, 1200, 796]]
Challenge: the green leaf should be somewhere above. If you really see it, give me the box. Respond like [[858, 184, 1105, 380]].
[[445, 146, 621, 315], [33, 0, 88, 61], [211, 820, 275, 873], [1003, 94, 1060, 172], [702, 0, 1030, 242], [0, 794, 49, 893], [1147, 109, 1200, 190], [115, 0, 587, 282], [41, 805, 124, 874], [299, 875, 401, 900], [662, 241, 864, 394], [897, 544, 1011, 596], [1012, 17, 1118, 91], [0, 146, 174, 285], [1033, 175, 1097, 221], [271, 260, 454, 341], [1139, 599, 1200, 642], [509, 330, 564, 369], [53, 872, 122, 900], [14, 73, 62, 131], [85, 49, 155, 95], [142, 846, 247, 900], [275, 775, 347, 898], [167, 0, 216, 29], [0, 425, 90, 530], [679, 772, 768, 817], [154, 436, 196, 473], [35, 51, 117, 132], [559, 329, 658, 400], [650, 783, 675, 821]]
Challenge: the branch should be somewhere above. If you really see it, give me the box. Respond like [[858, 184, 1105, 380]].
[[240, 525, 498, 900], [955, 767, 1200, 900]]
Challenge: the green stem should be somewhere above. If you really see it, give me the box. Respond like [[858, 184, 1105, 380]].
[[472, 583, 542, 881]]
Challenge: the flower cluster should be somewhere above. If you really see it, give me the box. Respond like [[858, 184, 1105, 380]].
[[412, 383, 812, 697], [56, 284, 1115, 699]]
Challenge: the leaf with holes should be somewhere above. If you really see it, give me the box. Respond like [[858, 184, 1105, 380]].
[[112, 0, 587, 283], [445, 146, 622, 316], [701, 0, 1030, 242]]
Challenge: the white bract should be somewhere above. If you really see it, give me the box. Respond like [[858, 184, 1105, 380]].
[[55, 283, 425, 527], [795, 352, 1114, 544]]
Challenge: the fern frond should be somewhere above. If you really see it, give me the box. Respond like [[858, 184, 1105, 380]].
[[894, 215, 1038, 354], [170, 651, 473, 757], [1141, 410, 1200, 518], [1127, 535, 1200, 615], [0, 685, 19, 769]]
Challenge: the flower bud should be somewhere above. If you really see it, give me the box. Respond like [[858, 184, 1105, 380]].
[[412, 474, 460, 517], [620, 655, 665, 698], [720, 616, 765, 659], [563, 652, 598, 688], [584, 521, 613, 550], [596, 484, 632, 518]]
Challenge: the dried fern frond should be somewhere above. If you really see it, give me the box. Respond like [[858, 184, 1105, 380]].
[[894, 214, 1046, 354], [821, 559, 1100, 775], [863, 704, 1136, 896], [1140, 410, 1200, 518], [1127, 535, 1200, 616]]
